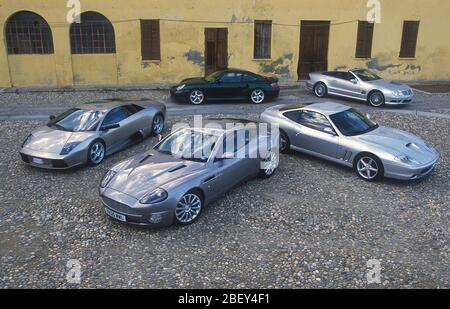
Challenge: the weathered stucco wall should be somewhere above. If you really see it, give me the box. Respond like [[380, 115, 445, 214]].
[[0, 0, 449, 87]]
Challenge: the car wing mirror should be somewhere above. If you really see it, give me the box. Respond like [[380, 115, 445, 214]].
[[101, 123, 120, 131], [216, 152, 234, 161], [366, 113, 372, 120], [49, 115, 56, 121], [324, 127, 337, 136], [350, 79, 358, 84]]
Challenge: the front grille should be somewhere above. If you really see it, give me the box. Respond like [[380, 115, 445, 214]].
[[102, 196, 142, 216], [52, 160, 68, 168]]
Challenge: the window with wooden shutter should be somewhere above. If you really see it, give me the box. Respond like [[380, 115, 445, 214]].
[[355, 21, 374, 59], [254, 21, 272, 59], [400, 21, 420, 58], [141, 20, 160, 61]]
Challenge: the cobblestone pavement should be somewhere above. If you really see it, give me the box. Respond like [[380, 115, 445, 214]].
[[0, 112, 448, 288]]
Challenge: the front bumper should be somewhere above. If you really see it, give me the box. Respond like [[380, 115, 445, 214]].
[[170, 87, 190, 102], [100, 188, 175, 228], [19, 147, 86, 170], [384, 94, 414, 105], [384, 156, 439, 181]]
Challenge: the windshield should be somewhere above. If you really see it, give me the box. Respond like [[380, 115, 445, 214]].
[[47, 108, 105, 132], [155, 129, 220, 162], [352, 69, 381, 81], [205, 71, 224, 82], [330, 109, 378, 136]]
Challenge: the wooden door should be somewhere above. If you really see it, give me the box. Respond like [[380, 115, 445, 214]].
[[298, 21, 330, 80], [205, 28, 228, 76]]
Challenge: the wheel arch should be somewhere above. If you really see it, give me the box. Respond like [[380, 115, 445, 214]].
[[353, 151, 385, 175]]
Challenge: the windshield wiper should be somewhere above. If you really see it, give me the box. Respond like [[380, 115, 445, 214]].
[[49, 124, 70, 131]]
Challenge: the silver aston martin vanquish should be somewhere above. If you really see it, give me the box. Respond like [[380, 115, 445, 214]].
[[261, 102, 439, 181], [307, 69, 414, 107], [99, 120, 279, 227]]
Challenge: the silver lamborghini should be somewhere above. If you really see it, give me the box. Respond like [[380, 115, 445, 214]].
[[261, 102, 439, 181], [99, 119, 279, 227], [307, 69, 414, 107], [20, 99, 166, 169]]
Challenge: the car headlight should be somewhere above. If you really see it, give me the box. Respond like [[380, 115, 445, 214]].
[[100, 170, 117, 188], [395, 155, 420, 165], [140, 188, 168, 204], [22, 134, 32, 148], [60, 142, 81, 155], [176, 84, 186, 91], [393, 90, 403, 96]]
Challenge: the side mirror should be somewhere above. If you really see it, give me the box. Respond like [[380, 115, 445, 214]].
[[350, 79, 358, 84], [49, 115, 56, 121], [366, 113, 372, 120], [101, 123, 120, 131], [324, 127, 337, 136], [216, 152, 234, 161]]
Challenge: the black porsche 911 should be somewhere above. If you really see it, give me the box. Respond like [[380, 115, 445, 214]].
[[170, 69, 280, 105]]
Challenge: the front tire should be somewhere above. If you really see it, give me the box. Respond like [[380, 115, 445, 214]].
[[279, 130, 291, 153], [174, 190, 204, 226], [259, 150, 279, 178], [152, 113, 165, 135], [354, 153, 384, 182], [189, 90, 205, 105], [314, 82, 327, 98], [368, 91, 385, 107], [88, 140, 105, 166], [250, 89, 265, 104]]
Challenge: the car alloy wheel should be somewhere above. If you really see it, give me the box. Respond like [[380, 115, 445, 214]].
[[152, 114, 164, 135], [356, 156, 380, 181], [175, 192, 203, 225], [314, 83, 327, 98], [190, 90, 205, 105], [260, 151, 278, 178], [279, 131, 290, 153], [251, 89, 265, 104], [89, 141, 105, 165], [369, 92, 385, 107]]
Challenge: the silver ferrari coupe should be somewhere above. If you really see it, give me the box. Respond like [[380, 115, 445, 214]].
[[20, 98, 166, 169], [307, 69, 414, 107], [99, 119, 279, 227], [261, 102, 439, 181]]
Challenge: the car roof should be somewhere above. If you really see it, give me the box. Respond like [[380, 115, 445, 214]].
[[305, 102, 352, 116], [281, 102, 351, 116], [218, 68, 258, 75], [180, 118, 261, 135], [76, 97, 152, 111]]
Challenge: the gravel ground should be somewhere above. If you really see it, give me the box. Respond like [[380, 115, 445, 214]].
[[0, 112, 449, 288]]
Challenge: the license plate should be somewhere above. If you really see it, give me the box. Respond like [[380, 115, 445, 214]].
[[105, 208, 126, 222], [32, 157, 44, 165]]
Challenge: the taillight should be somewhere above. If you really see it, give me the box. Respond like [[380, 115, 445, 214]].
[[271, 83, 280, 89]]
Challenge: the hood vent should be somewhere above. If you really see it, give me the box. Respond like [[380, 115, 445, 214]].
[[168, 164, 187, 173], [139, 153, 153, 164]]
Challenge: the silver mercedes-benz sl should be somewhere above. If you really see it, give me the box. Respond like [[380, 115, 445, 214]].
[[20, 99, 166, 169], [307, 69, 414, 107], [99, 119, 279, 227], [261, 102, 439, 181]]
